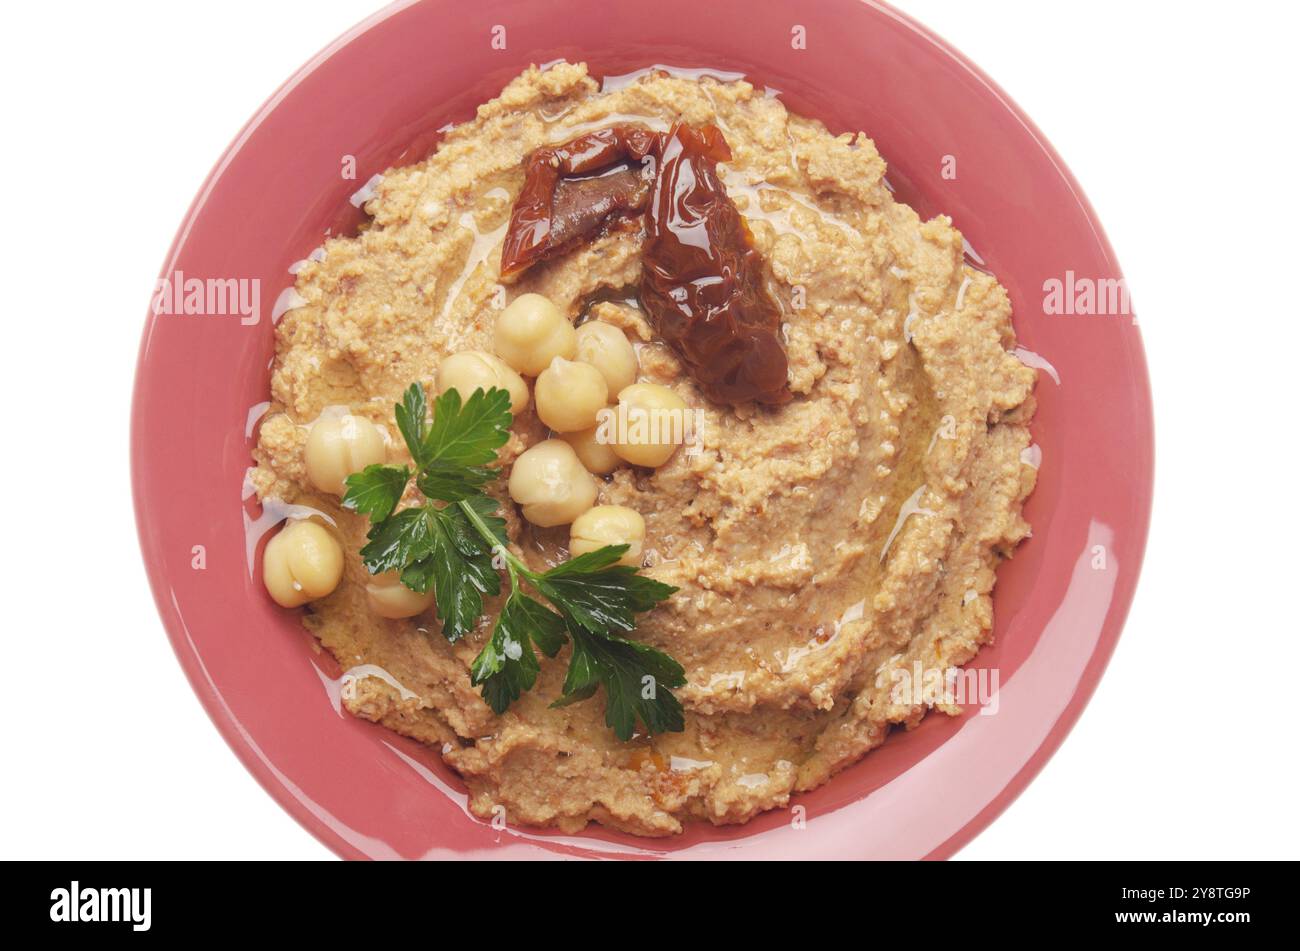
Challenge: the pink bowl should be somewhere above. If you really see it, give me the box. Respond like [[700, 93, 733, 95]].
[[133, 0, 1152, 859]]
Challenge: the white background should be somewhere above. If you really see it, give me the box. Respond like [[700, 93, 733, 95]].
[[2, 0, 1296, 860]]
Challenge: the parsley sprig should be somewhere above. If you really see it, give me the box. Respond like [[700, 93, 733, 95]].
[[342, 383, 685, 740]]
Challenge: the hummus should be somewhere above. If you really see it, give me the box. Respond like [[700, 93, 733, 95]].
[[250, 63, 1037, 836]]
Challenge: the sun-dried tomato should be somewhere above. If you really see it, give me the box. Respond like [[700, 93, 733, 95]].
[[501, 124, 791, 406]]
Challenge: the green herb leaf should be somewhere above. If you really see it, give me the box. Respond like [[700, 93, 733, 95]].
[[394, 383, 431, 465], [424, 503, 501, 641], [399, 557, 437, 594], [519, 596, 569, 657], [358, 507, 437, 575], [554, 626, 686, 740], [423, 387, 513, 471], [554, 635, 601, 705], [344, 381, 685, 741], [458, 493, 509, 547], [470, 592, 568, 713], [342, 464, 411, 522], [537, 546, 678, 635], [416, 462, 500, 502], [357, 503, 499, 641]]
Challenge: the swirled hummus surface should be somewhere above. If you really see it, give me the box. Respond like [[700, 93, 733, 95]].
[[250, 63, 1037, 836]]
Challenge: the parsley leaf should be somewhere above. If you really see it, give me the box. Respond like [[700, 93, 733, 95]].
[[470, 592, 567, 714], [342, 464, 410, 522], [407, 388, 513, 501], [358, 506, 436, 575], [554, 624, 686, 740], [358, 503, 499, 641], [394, 383, 431, 465], [537, 548, 679, 635], [458, 492, 509, 547], [415, 462, 499, 502], [418, 503, 501, 641], [424, 386, 513, 467], [344, 381, 686, 741], [536, 545, 681, 737]]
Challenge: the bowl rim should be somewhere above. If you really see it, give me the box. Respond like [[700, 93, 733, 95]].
[[131, 0, 1153, 860]]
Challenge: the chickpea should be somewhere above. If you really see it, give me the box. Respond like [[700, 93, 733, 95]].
[[263, 520, 344, 608], [507, 439, 598, 527], [561, 422, 622, 475], [569, 505, 645, 567], [612, 383, 689, 468], [436, 350, 529, 415], [494, 293, 576, 376], [365, 570, 436, 619], [575, 320, 638, 394], [304, 412, 387, 496], [534, 356, 608, 433]]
